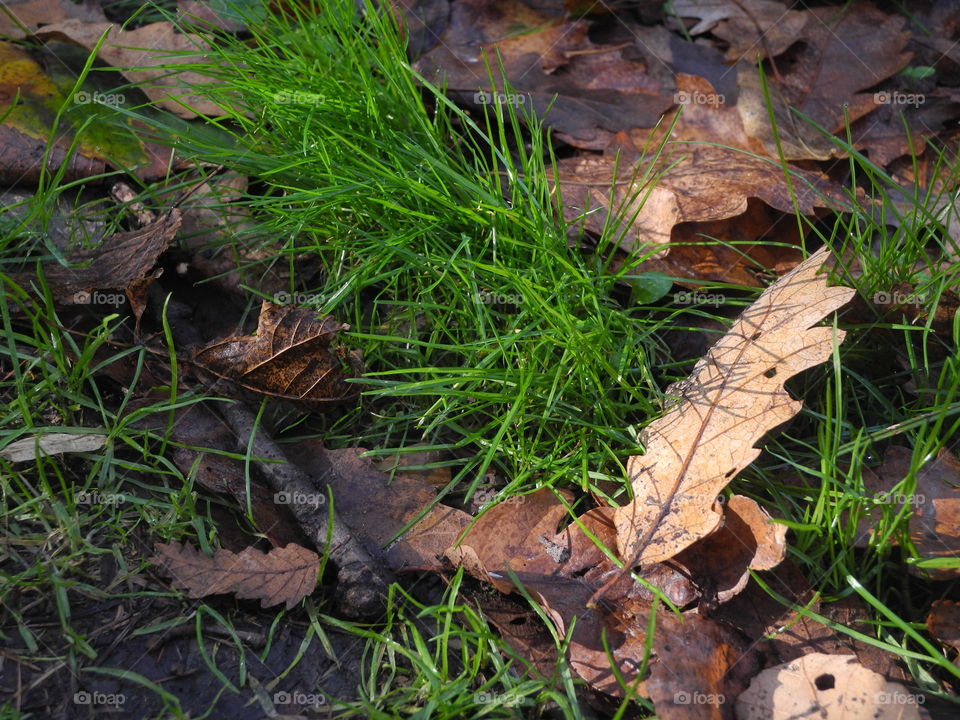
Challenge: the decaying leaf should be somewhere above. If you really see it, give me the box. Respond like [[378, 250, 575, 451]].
[[736, 653, 923, 720], [0, 432, 106, 463], [614, 247, 855, 565], [151, 541, 319, 609], [34, 21, 225, 118], [193, 302, 363, 408], [12, 209, 180, 301], [673, 495, 787, 603]]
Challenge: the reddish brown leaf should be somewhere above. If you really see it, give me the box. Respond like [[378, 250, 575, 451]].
[[151, 541, 319, 609]]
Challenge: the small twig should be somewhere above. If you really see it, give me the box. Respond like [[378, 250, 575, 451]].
[[215, 388, 391, 619]]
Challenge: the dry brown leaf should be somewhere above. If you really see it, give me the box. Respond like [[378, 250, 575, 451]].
[[674, 495, 787, 603], [614, 247, 854, 565], [926, 600, 960, 656], [0, 0, 106, 39], [556, 144, 844, 255], [712, 559, 911, 680], [736, 653, 923, 720], [34, 21, 224, 118], [285, 441, 471, 573], [151, 541, 319, 609], [670, 0, 808, 62], [446, 488, 698, 695], [193, 302, 363, 408], [647, 612, 760, 720], [12, 210, 180, 302]]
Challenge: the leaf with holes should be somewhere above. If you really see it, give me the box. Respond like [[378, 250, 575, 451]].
[[614, 246, 854, 565]]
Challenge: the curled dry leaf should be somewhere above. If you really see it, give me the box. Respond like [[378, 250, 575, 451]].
[[13, 210, 180, 301], [151, 541, 319, 610], [674, 495, 787, 603], [736, 653, 922, 720], [614, 247, 855, 565], [193, 302, 363, 408], [556, 144, 844, 255]]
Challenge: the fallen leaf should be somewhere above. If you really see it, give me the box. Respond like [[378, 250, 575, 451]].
[[736, 4, 912, 161], [926, 600, 960, 656], [712, 559, 911, 680], [285, 441, 470, 573], [614, 246, 855, 565], [0, 42, 168, 183], [647, 611, 760, 720], [34, 21, 225, 118], [673, 495, 787, 603], [13, 209, 180, 302], [151, 541, 319, 609], [735, 653, 923, 720], [0, 0, 106, 39], [445, 488, 699, 694], [0, 432, 106, 462], [192, 302, 363, 408], [556, 143, 844, 255], [669, 0, 808, 62]]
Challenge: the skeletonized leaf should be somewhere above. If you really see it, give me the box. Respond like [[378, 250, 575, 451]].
[[193, 302, 363, 407], [151, 541, 319, 609], [614, 246, 854, 564]]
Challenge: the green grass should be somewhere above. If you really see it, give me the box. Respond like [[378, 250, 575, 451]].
[[1, 0, 959, 717]]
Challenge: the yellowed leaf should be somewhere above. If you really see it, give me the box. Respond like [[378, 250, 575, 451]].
[[614, 246, 854, 564]]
